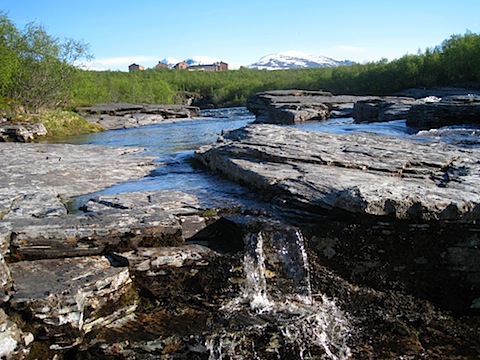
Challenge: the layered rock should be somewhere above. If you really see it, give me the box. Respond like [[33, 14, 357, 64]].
[[407, 94, 480, 129], [77, 103, 200, 130], [195, 124, 480, 221], [9, 256, 135, 345], [0, 121, 47, 142], [194, 124, 480, 314], [352, 97, 417, 122], [247, 88, 480, 128], [0, 142, 215, 357], [246, 90, 378, 123]]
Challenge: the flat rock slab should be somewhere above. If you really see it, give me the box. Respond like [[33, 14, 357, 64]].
[[0, 142, 208, 260], [77, 103, 200, 130], [0, 143, 155, 218], [6, 191, 201, 260], [195, 124, 480, 221]]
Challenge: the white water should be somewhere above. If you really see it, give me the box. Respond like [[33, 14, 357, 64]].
[[242, 231, 274, 312], [208, 228, 351, 360]]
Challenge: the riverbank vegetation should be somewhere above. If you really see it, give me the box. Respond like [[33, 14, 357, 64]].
[[1, 10, 479, 126], [71, 30, 480, 107]]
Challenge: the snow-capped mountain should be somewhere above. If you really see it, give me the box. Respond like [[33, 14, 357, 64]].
[[185, 56, 221, 66], [159, 56, 222, 68], [160, 57, 179, 68], [248, 51, 354, 70]]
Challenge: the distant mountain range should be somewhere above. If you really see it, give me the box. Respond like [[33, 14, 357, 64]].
[[247, 51, 355, 70], [159, 52, 354, 70]]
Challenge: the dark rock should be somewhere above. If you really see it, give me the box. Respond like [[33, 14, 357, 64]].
[[407, 94, 480, 129], [77, 103, 200, 130], [352, 97, 416, 122], [9, 256, 135, 344], [0, 121, 47, 142], [246, 90, 378, 124]]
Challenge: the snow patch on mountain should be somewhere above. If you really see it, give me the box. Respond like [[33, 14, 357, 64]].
[[248, 51, 354, 70], [185, 56, 221, 66], [160, 57, 179, 67]]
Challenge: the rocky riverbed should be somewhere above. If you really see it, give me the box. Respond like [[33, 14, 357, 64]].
[[1, 100, 480, 358], [247, 88, 480, 129]]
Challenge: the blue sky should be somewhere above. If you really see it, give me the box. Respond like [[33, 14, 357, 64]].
[[2, 0, 479, 71]]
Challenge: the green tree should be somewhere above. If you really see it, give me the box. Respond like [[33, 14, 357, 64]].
[[0, 12, 20, 98], [440, 31, 480, 84], [0, 12, 92, 113]]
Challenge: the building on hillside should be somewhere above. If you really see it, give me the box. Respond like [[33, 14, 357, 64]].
[[155, 61, 169, 69], [174, 61, 189, 70], [128, 63, 145, 71], [187, 61, 229, 72]]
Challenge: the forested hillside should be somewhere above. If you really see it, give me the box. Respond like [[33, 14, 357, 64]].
[[1, 9, 479, 113]]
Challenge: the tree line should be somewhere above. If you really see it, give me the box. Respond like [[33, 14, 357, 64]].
[[1, 10, 479, 115], [69, 30, 480, 108]]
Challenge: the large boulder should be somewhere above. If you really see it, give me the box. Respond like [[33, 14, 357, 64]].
[[352, 97, 417, 122], [194, 124, 480, 314]]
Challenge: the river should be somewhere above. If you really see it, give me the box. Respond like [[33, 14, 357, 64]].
[[51, 107, 480, 210], [52, 107, 417, 205]]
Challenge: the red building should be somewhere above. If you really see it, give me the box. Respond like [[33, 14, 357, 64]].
[[187, 61, 229, 72], [155, 61, 169, 69], [174, 61, 189, 70], [128, 63, 145, 72]]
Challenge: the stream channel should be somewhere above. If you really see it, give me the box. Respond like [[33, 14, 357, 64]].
[[52, 107, 427, 210], [50, 108, 479, 359]]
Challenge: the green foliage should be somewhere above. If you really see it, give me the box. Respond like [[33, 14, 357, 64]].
[[0, 12, 92, 113], [70, 31, 480, 108], [71, 70, 175, 105], [2, 9, 479, 113]]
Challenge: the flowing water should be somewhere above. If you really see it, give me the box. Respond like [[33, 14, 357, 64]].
[[52, 107, 480, 208], [207, 226, 351, 359], [52, 107, 480, 359]]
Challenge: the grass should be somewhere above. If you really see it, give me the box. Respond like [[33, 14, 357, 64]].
[[36, 110, 104, 138]]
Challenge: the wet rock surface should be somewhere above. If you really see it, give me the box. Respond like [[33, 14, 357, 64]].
[[77, 103, 200, 130]]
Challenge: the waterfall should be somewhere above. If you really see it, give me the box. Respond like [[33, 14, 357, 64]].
[[242, 231, 273, 312], [207, 226, 351, 360]]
